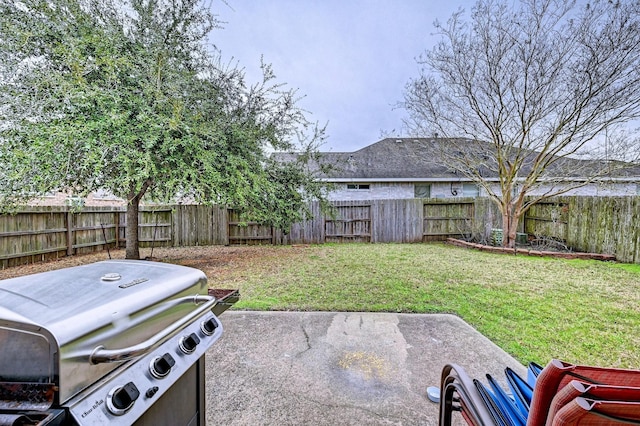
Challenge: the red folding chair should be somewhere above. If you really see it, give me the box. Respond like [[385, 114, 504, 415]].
[[528, 360, 640, 426], [551, 397, 640, 425], [546, 380, 640, 424]]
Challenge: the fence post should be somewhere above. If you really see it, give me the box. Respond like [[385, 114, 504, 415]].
[[66, 210, 74, 256], [114, 212, 120, 249]]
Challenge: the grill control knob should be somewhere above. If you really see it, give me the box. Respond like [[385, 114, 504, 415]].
[[200, 317, 218, 336], [179, 333, 200, 354], [107, 382, 140, 415], [149, 353, 176, 379]]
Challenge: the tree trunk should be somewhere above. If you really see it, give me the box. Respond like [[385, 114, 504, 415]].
[[125, 196, 140, 259], [125, 181, 152, 260], [501, 204, 519, 249]]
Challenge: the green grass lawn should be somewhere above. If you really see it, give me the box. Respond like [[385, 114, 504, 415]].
[[217, 243, 640, 368]]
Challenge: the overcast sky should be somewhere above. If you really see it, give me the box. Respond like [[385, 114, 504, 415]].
[[211, 0, 475, 153]]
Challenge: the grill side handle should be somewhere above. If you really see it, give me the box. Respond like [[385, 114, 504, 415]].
[[67, 295, 217, 364]]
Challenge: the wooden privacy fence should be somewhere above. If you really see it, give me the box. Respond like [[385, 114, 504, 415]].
[[0, 205, 227, 268], [523, 197, 640, 263], [0, 207, 120, 268], [285, 199, 481, 245], [287, 197, 640, 262], [2, 196, 640, 266]]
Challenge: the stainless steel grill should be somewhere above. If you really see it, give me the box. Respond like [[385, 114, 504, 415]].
[[0, 260, 238, 425]]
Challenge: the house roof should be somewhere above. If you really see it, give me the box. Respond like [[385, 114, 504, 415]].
[[274, 138, 640, 182], [273, 138, 463, 181], [319, 138, 455, 180]]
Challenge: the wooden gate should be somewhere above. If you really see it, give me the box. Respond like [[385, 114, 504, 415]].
[[423, 200, 474, 241], [325, 204, 371, 243], [227, 209, 273, 245]]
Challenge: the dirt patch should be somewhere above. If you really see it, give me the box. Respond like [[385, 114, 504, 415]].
[[0, 246, 308, 285]]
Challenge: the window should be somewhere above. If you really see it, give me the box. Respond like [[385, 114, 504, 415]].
[[462, 183, 480, 197], [347, 184, 370, 190], [414, 184, 431, 198]]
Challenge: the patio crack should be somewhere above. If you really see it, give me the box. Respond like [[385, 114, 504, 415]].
[[296, 323, 312, 357]]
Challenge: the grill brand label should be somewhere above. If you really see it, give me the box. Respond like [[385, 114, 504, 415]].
[[118, 278, 149, 289], [81, 398, 104, 418]]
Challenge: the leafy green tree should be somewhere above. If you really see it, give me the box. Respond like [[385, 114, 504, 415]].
[[404, 0, 640, 247], [0, 0, 329, 259]]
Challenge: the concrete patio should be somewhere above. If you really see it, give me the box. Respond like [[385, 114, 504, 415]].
[[205, 311, 526, 425]]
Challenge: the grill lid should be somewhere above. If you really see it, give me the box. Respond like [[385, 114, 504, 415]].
[[0, 260, 207, 342]]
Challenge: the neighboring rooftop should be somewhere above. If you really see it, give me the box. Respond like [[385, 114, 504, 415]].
[[275, 137, 640, 181], [314, 138, 455, 180]]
